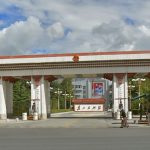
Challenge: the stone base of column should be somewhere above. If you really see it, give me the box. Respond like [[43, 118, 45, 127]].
[[127, 111, 132, 120], [41, 114, 47, 120], [47, 113, 51, 118], [7, 113, 13, 118], [0, 114, 7, 120]]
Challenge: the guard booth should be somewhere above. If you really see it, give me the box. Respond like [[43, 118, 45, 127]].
[[72, 98, 105, 112]]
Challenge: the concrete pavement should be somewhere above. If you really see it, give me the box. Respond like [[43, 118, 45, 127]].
[[0, 111, 149, 128], [0, 128, 150, 150]]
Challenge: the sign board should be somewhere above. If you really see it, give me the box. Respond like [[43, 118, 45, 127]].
[[92, 82, 104, 97], [74, 104, 103, 112]]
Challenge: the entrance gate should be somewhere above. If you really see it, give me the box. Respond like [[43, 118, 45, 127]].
[[0, 50, 149, 119]]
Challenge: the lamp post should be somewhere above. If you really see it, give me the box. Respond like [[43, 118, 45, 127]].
[[128, 84, 135, 110], [132, 78, 146, 120], [68, 87, 74, 109], [132, 78, 146, 101], [62, 91, 69, 110], [69, 94, 74, 109], [49, 87, 53, 109], [54, 88, 62, 110]]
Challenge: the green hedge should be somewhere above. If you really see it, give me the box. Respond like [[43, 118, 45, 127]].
[[132, 109, 139, 115], [51, 109, 72, 113], [132, 109, 146, 115]]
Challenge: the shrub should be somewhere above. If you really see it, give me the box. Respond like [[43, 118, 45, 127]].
[[132, 109, 139, 115]]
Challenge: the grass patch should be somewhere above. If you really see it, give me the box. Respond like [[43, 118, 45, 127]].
[[51, 109, 72, 113]]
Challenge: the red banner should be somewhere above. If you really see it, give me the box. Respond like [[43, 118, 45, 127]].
[[92, 82, 103, 97]]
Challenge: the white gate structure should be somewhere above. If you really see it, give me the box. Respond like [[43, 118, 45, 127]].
[[0, 50, 149, 120]]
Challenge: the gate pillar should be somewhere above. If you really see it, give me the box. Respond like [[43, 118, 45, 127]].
[[113, 73, 128, 114], [5, 81, 13, 117], [31, 76, 48, 120], [0, 78, 7, 119]]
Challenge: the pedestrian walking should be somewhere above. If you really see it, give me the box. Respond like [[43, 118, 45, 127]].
[[32, 102, 36, 113], [120, 109, 129, 128]]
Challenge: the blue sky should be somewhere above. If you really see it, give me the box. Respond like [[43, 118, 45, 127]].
[[0, 0, 150, 55], [0, 5, 26, 29]]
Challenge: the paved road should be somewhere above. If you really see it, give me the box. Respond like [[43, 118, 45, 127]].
[[0, 128, 150, 150], [0, 111, 149, 128], [0, 112, 149, 150]]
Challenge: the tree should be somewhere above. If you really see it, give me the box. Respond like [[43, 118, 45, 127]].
[[50, 80, 62, 110], [61, 78, 74, 109], [50, 78, 74, 110], [13, 80, 31, 116], [141, 78, 150, 112], [130, 77, 150, 114]]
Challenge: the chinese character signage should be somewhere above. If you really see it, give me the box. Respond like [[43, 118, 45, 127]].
[[92, 82, 104, 97], [74, 104, 103, 111]]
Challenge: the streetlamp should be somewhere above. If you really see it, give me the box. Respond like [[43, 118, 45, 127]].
[[49, 87, 53, 109], [69, 94, 74, 109], [132, 78, 146, 101], [128, 84, 135, 110], [132, 78, 146, 120], [62, 91, 69, 109], [68, 88, 74, 109], [54, 88, 62, 110]]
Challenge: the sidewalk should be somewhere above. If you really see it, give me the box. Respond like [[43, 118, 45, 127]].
[[109, 118, 150, 128], [0, 112, 149, 128]]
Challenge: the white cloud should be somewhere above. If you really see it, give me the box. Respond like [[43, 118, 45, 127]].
[[47, 22, 64, 40], [0, 0, 150, 55], [139, 25, 150, 36], [0, 16, 43, 54], [0, 16, 65, 55]]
